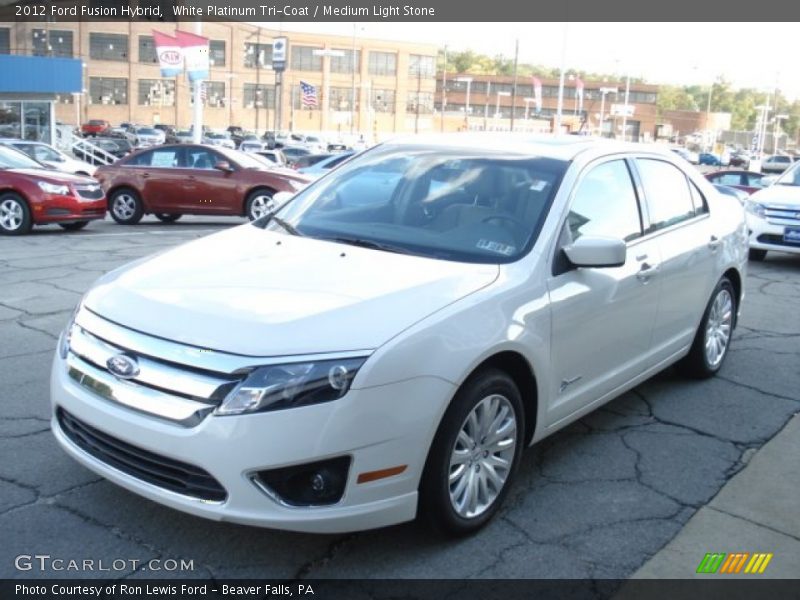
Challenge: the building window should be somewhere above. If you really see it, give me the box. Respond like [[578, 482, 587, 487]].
[[243, 83, 275, 108], [407, 91, 433, 114], [210, 40, 225, 67], [89, 77, 128, 105], [327, 86, 357, 112], [32, 29, 73, 58], [191, 81, 225, 108], [244, 42, 272, 68], [368, 51, 397, 77], [409, 55, 435, 78], [0, 28, 9, 54], [90, 33, 129, 61], [138, 79, 176, 106], [371, 89, 395, 113], [290, 45, 322, 71], [330, 48, 360, 74], [138, 35, 157, 64]]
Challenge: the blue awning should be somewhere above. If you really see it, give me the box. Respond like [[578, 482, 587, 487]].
[[0, 55, 82, 94]]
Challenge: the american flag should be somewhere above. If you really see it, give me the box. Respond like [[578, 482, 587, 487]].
[[300, 81, 318, 108]]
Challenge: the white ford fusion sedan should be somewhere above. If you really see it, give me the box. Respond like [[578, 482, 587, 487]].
[[51, 135, 748, 536]]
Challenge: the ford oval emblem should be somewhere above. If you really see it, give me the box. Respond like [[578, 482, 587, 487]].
[[106, 354, 140, 379]]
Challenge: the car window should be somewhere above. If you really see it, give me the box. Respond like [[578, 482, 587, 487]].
[[566, 160, 642, 243], [269, 145, 568, 264], [715, 172, 742, 186], [746, 174, 766, 188], [688, 181, 708, 215], [127, 148, 183, 168], [185, 148, 220, 170], [636, 159, 697, 232], [325, 154, 351, 169]]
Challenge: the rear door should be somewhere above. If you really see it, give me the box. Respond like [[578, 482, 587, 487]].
[[632, 157, 718, 360]]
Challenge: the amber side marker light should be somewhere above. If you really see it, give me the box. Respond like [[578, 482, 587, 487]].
[[357, 465, 408, 484]]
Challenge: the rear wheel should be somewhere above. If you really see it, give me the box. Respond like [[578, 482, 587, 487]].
[[59, 221, 89, 231], [245, 189, 276, 221], [109, 189, 144, 225], [0, 193, 32, 235], [677, 277, 736, 379], [419, 368, 524, 536], [155, 213, 182, 223], [748, 248, 767, 261]]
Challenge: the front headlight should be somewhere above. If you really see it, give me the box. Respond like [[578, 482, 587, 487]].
[[744, 200, 766, 219], [38, 181, 70, 195], [216, 357, 367, 416]]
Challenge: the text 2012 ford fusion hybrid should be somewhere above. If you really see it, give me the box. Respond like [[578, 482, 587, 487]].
[[51, 135, 748, 535]]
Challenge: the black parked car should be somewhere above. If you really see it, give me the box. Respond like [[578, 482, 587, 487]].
[[154, 124, 179, 144], [226, 126, 246, 148]]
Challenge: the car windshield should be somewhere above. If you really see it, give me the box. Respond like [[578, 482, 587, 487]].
[[0, 145, 45, 169], [137, 128, 158, 135], [176, 130, 191, 137], [207, 133, 227, 139], [264, 144, 567, 263], [225, 149, 272, 169], [775, 161, 800, 186]]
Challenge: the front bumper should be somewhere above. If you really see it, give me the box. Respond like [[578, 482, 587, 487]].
[[747, 213, 800, 255], [50, 352, 453, 533], [33, 194, 106, 224]]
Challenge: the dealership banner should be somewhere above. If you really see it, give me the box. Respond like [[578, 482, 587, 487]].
[[151, 31, 183, 78], [175, 30, 210, 82]]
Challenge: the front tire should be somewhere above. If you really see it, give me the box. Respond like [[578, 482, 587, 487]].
[[245, 189, 276, 221], [0, 193, 33, 235], [419, 368, 524, 536], [109, 188, 143, 225], [59, 221, 89, 231], [748, 248, 767, 261], [677, 277, 736, 379]]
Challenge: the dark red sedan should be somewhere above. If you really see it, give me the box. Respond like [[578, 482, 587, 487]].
[[705, 170, 769, 195], [81, 120, 111, 137], [0, 146, 106, 235], [94, 145, 310, 224]]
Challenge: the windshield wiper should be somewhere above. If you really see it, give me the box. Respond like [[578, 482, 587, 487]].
[[323, 236, 416, 255], [252, 212, 302, 236]]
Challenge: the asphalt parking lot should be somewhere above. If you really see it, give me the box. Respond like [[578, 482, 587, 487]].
[[1, 215, 798, 580]]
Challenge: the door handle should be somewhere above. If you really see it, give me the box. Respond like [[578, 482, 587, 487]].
[[708, 235, 721, 251], [636, 262, 659, 283], [141, 172, 150, 179]]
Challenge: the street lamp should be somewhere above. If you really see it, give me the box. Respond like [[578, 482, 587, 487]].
[[495, 91, 510, 124], [454, 76, 472, 126], [598, 87, 618, 138]]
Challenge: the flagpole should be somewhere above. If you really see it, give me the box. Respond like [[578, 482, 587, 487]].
[[191, 22, 203, 144]]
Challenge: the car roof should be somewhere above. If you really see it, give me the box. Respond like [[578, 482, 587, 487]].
[[383, 133, 658, 161]]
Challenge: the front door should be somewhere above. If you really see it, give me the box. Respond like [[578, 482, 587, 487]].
[[182, 147, 239, 213], [545, 158, 661, 426]]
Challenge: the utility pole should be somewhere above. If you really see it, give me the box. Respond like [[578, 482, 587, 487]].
[[191, 21, 203, 143], [510, 39, 519, 132], [441, 45, 447, 132]]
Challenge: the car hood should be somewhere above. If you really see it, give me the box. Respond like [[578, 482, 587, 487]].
[[751, 184, 800, 207], [84, 225, 499, 357], [9, 168, 96, 184]]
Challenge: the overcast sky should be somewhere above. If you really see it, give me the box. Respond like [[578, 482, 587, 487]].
[[265, 22, 794, 99]]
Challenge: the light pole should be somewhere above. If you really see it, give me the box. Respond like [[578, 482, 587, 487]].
[[621, 72, 631, 142], [313, 48, 345, 132], [598, 87, 618, 138], [773, 114, 789, 154], [454, 76, 472, 129], [523, 97, 535, 120], [495, 91, 510, 128], [350, 24, 364, 135]]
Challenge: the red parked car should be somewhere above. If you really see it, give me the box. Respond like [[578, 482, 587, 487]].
[[0, 146, 106, 235], [705, 170, 769, 195], [94, 145, 310, 224], [81, 120, 111, 137]]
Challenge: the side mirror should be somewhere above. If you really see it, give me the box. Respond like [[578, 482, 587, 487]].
[[564, 236, 626, 268], [214, 160, 233, 173]]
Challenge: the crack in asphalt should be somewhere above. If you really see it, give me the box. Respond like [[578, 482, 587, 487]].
[[706, 506, 800, 544]]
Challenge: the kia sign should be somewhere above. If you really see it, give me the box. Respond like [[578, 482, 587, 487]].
[[273, 37, 287, 72]]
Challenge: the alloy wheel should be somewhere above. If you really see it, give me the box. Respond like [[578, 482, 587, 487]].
[[704, 288, 733, 368], [249, 194, 275, 219], [448, 394, 517, 519], [0, 198, 23, 231], [112, 193, 137, 220]]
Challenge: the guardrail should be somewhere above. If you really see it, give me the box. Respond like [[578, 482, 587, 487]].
[[69, 134, 119, 166]]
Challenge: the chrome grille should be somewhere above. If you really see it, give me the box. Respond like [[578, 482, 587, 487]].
[[764, 204, 800, 226], [74, 184, 104, 200]]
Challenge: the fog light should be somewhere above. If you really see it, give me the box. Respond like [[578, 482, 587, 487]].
[[253, 456, 351, 507]]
